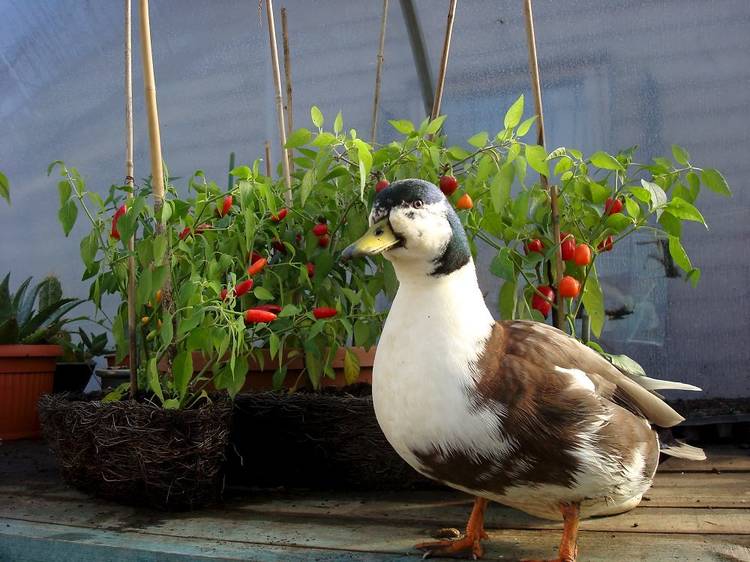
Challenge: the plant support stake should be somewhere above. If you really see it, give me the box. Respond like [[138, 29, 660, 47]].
[[264, 141, 272, 177], [139, 0, 176, 365], [265, 0, 293, 206], [523, 0, 565, 330], [370, 0, 389, 143], [281, 8, 293, 138], [125, 0, 137, 398], [430, 0, 458, 121]]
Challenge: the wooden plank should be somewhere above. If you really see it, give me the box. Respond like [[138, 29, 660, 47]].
[[2, 517, 748, 561], [659, 446, 750, 473], [643, 472, 750, 508]]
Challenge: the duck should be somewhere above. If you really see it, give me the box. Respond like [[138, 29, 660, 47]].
[[341, 178, 704, 561]]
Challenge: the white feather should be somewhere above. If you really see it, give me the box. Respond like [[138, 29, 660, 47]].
[[637, 376, 702, 392]]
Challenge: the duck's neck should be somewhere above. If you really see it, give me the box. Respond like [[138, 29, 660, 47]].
[[388, 259, 495, 361]]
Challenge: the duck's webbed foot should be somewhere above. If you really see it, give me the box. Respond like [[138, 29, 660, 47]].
[[415, 497, 488, 560], [523, 502, 580, 562]]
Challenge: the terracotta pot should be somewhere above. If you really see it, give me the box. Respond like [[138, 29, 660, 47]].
[[190, 346, 375, 391], [0, 344, 62, 440]]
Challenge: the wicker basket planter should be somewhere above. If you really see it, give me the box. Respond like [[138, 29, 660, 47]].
[[38, 393, 233, 510], [228, 384, 434, 490], [0, 344, 62, 440]]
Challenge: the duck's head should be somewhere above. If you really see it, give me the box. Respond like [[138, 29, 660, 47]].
[[341, 179, 471, 277]]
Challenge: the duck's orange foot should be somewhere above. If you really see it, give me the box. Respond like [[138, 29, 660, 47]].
[[416, 532, 485, 560]]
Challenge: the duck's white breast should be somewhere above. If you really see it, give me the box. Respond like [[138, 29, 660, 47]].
[[372, 262, 503, 473]]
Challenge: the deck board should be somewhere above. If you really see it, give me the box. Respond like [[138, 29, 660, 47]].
[[1, 442, 749, 561]]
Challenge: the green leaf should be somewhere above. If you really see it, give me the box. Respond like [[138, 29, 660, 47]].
[[147, 357, 164, 402], [57, 180, 72, 206], [525, 145, 548, 176], [173, 351, 193, 400], [254, 286, 274, 300], [504, 95, 524, 129], [489, 247, 515, 281], [160, 311, 173, 348], [659, 212, 682, 238], [343, 348, 360, 385], [334, 111, 343, 135], [511, 190, 529, 227], [624, 197, 640, 220], [668, 235, 692, 272], [590, 151, 624, 171], [58, 199, 78, 236], [305, 349, 322, 389], [389, 119, 414, 135], [310, 106, 324, 128], [516, 115, 536, 137], [311, 132, 337, 148], [498, 280, 517, 320], [353, 320, 369, 348], [490, 163, 514, 213], [425, 115, 447, 135], [627, 186, 651, 204], [701, 168, 731, 196], [285, 128, 312, 148], [641, 179, 667, 216], [229, 165, 252, 180], [0, 172, 9, 204], [604, 213, 633, 233], [687, 268, 701, 288], [581, 265, 605, 337], [269, 332, 280, 359], [300, 169, 315, 207], [79, 231, 98, 269], [279, 304, 300, 317], [666, 197, 707, 226], [671, 144, 690, 166], [467, 131, 488, 148]]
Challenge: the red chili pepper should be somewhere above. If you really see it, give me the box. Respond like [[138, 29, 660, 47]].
[[111, 204, 127, 240], [312, 307, 337, 319], [247, 258, 267, 276], [249, 251, 264, 263], [272, 239, 286, 253], [317, 234, 330, 248], [271, 208, 288, 222], [178, 227, 191, 240], [306, 262, 315, 277], [244, 309, 277, 323], [220, 288, 228, 301], [312, 223, 328, 237], [254, 304, 282, 314], [195, 223, 210, 234], [597, 235, 614, 253], [234, 279, 254, 297], [219, 195, 233, 217]]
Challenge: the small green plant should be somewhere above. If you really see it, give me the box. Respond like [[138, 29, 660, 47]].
[[0, 274, 83, 344], [58, 328, 111, 362], [0, 172, 9, 205]]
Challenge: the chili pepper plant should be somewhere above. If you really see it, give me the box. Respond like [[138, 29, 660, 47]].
[[51, 98, 729, 406]]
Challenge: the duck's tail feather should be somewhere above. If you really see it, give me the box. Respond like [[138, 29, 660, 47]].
[[637, 376, 702, 392], [658, 429, 706, 461]]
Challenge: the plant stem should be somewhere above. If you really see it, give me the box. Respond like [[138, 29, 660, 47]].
[[125, 0, 137, 398]]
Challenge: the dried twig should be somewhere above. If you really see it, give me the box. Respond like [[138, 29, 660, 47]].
[[370, 0, 389, 143], [264, 0, 292, 206], [523, 0, 564, 329]]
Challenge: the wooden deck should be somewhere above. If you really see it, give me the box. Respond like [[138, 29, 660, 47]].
[[1, 441, 748, 561]]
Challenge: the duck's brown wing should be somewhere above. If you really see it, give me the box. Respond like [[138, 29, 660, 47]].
[[475, 320, 686, 428]]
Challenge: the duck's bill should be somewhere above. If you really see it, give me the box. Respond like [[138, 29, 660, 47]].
[[341, 218, 400, 260]]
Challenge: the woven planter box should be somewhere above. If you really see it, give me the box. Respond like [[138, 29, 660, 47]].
[[38, 394, 233, 510], [228, 384, 434, 490]]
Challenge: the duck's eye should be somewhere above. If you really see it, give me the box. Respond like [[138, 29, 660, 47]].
[[413, 199, 424, 209]]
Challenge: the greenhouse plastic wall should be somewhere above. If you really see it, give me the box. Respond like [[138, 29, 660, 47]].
[[1, 0, 747, 398]]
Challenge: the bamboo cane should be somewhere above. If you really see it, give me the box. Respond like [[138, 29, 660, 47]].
[[264, 141, 272, 177], [430, 0, 458, 121], [139, 0, 165, 213], [281, 8, 293, 137], [139, 0, 176, 368], [124, 0, 137, 399], [370, 0, 389, 143], [523, 0, 565, 330], [265, 0, 292, 205], [228, 151, 236, 190]]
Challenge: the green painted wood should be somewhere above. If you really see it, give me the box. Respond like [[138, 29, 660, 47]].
[[2, 518, 749, 562]]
